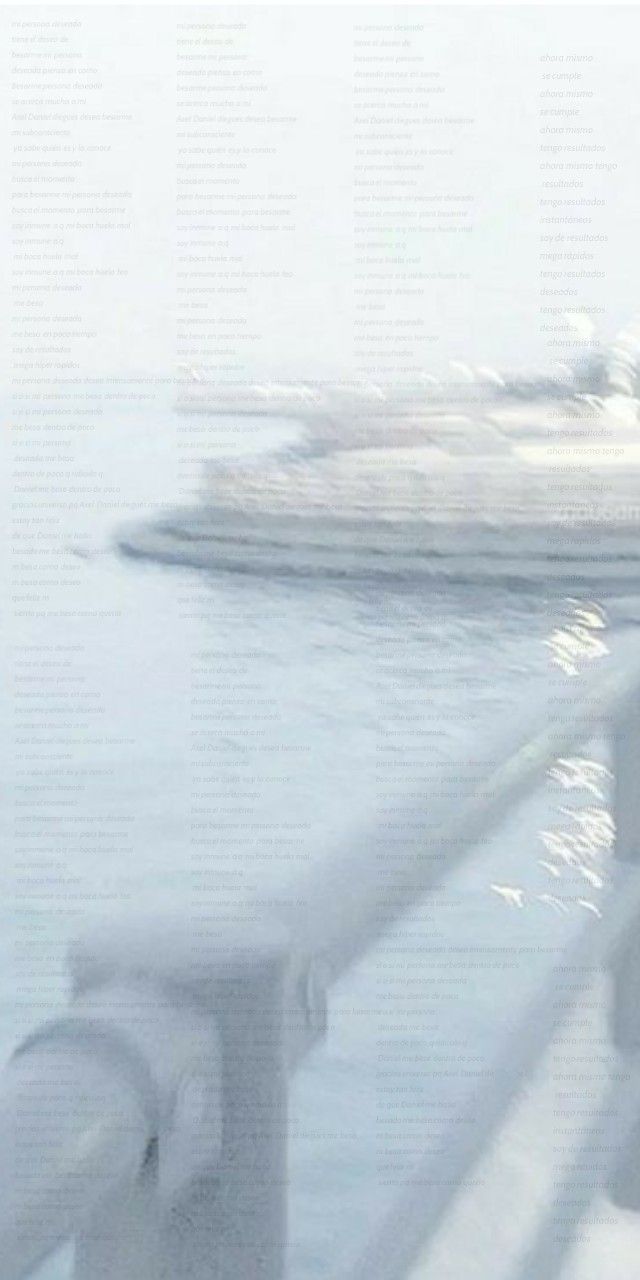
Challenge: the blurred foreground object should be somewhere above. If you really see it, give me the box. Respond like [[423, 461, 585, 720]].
[[3, 650, 640, 1277]]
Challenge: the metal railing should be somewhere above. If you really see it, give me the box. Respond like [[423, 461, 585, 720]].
[[3, 653, 640, 1279]]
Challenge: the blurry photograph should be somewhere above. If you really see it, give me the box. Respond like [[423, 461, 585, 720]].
[[2, 5, 640, 1279]]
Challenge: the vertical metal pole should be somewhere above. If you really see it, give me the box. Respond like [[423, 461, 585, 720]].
[[72, 917, 290, 1280], [608, 691, 640, 1207], [159, 936, 289, 1280], [610, 691, 640, 1051], [74, 1159, 162, 1280]]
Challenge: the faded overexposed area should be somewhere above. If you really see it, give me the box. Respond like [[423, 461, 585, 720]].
[[2, 7, 640, 1280]]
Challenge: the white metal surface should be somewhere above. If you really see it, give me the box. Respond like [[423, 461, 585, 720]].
[[0, 1042, 149, 1280], [71, 924, 289, 1280]]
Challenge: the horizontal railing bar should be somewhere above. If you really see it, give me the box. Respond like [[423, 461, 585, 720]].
[[340, 859, 640, 1280], [508, 1068, 640, 1280], [268, 646, 640, 995]]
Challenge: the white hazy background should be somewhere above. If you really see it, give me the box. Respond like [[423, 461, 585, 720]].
[[2, 9, 640, 1280]]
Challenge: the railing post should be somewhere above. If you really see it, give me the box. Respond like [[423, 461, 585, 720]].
[[610, 691, 640, 1050], [71, 914, 291, 1280], [608, 689, 640, 1207]]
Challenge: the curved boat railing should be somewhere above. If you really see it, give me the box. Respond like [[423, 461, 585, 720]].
[[2, 654, 640, 1279]]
